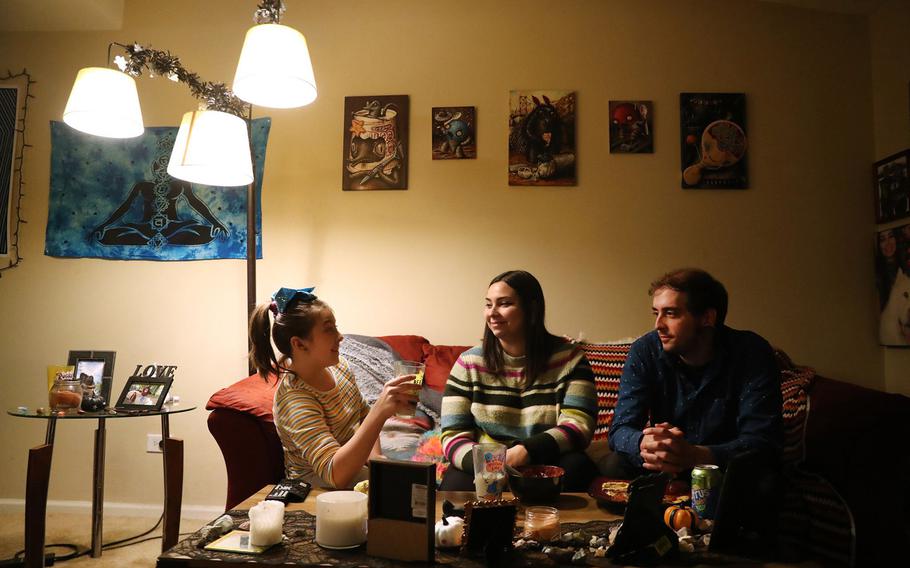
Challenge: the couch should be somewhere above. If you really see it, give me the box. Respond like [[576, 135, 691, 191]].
[[206, 334, 909, 567]]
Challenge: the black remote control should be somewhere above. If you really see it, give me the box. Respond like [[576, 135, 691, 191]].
[[265, 479, 312, 503]]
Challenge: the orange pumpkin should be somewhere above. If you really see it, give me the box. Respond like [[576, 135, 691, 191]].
[[663, 505, 698, 531]]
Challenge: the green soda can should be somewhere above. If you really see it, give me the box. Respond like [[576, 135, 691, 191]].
[[691, 464, 722, 519]]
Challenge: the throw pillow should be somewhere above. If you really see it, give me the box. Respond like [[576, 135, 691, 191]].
[[421, 344, 471, 392], [376, 335, 430, 363], [580, 342, 632, 441], [206, 372, 279, 421]]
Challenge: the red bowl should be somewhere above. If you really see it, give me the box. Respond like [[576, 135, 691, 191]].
[[508, 465, 565, 503]]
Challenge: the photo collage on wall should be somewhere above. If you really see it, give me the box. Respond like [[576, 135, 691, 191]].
[[873, 148, 910, 347]]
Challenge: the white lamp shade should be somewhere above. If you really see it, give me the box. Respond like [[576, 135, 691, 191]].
[[63, 67, 144, 138], [233, 23, 317, 109], [167, 110, 254, 187]]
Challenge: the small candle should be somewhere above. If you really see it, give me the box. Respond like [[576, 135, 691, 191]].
[[316, 491, 368, 549], [524, 506, 560, 542], [248, 500, 285, 546]]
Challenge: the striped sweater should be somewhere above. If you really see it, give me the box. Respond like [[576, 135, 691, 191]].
[[273, 357, 370, 488], [441, 341, 597, 471]]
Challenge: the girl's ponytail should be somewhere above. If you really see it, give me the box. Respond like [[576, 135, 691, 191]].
[[248, 303, 279, 380]]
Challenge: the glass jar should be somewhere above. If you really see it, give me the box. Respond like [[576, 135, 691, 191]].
[[524, 506, 560, 542], [49, 379, 83, 411]]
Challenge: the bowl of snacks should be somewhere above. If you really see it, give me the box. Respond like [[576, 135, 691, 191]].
[[508, 465, 564, 503]]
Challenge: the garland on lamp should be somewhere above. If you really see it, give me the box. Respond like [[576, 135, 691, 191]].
[[0, 69, 35, 277], [112, 42, 247, 117], [253, 0, 286, 24]]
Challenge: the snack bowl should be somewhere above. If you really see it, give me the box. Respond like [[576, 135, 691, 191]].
[[508, 465, 564, 504]]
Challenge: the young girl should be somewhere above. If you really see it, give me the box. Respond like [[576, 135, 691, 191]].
[[249, 287, 417, 489]]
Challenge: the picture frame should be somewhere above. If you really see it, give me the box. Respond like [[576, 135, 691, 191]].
[[873, 149, 910, 224], [461, 498, 518, 557], [508, 90, 576, 186], [609, 100, 653, 154], [68, 349, 116, 405], [114, 376, 172, 411], [342, 95, 409, 191], [679, 92, 748, 189], [74, 358, 111, 405], [366, 460, 435, 562]]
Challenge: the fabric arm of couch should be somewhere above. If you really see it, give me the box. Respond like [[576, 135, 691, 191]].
[[207, 408, 285, 511]]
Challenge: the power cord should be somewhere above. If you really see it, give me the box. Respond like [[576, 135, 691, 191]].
[[2, 511, 194, 564]]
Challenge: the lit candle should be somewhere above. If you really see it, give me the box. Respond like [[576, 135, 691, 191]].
[[315, 491, 368, 549], [248, 500, 285, 547]]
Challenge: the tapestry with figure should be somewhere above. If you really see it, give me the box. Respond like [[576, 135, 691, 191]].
[[45, 118, 270, 260]]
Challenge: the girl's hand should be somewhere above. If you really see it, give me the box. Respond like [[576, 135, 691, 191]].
[[374, 374, 420, 419], [506, 444, 530, 467]]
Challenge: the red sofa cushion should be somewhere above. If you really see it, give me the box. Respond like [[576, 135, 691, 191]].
[[206, 372, 279, 422], [421, 344, 470, 392], [376, 335, 430, 363]]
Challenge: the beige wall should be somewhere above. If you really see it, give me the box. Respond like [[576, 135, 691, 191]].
[[0, 0, 893, 509], [870, 0, 910, 395]]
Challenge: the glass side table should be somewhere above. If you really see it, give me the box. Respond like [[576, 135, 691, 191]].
[[8, 404, 196, 561]]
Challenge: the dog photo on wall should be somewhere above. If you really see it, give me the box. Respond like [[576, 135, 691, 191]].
[[508, 90, 576, 186]]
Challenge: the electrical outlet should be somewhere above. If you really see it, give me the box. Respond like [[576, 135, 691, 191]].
[[146, 433, 163, 453]]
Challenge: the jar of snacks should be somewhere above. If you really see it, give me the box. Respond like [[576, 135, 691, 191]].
[[49, 379, 83, 411], [524, 506, 560, 541]]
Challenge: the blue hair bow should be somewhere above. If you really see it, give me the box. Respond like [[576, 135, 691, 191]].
[[271, 287, 317, 314]]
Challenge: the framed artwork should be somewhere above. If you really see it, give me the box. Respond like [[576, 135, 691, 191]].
[[508, 90, 576, 186], [114, 376, 172, 411], [342, 95, 409, 190], [74, 358, 111, 405], [679, 93, 748, 189], [0, 84, 20, 257], [609, 100, 653, 153], [875, 223, 910, 346], [873, 149, 910, 224], [432, 106, 475, 159]]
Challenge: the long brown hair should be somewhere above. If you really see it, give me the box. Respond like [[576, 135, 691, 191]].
[[482, 270, 559, 381], [248, 298, 329, 380]]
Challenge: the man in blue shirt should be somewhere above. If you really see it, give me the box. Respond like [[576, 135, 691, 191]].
[[605, 268, 783, 477]]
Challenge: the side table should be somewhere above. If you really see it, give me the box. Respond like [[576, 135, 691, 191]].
[[8, 404, 195, 567]]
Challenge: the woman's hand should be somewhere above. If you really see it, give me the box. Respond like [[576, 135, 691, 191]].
[[374, 374, 420, 419], [506, 444, 530, 468]]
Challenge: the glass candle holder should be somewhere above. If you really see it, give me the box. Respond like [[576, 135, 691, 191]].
[[524, 506, 560, 542], [315, 491, 367, 549], [49, 379, 83, 411]]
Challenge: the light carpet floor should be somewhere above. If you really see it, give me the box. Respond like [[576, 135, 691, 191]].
[[0, 511, 208, 567]]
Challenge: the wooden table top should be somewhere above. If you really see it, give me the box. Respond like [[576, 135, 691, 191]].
[[237, 486, 622, 525]]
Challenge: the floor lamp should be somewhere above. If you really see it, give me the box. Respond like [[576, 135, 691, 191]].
[[62, 0, 317, 343]]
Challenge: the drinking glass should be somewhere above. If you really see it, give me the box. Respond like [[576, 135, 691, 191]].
[[392, 360, 424, 418], [472, 442, 507, 500]]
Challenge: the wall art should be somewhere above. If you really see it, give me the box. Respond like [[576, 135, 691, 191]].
[[609, 100, 653, 153], [46, 118, 270, 260], [680, 93, 747, 189], [875, 223, 910, 346], [343, 95, 409, 190], [873, 149, 910, 224], [508, 90, 576, 186], [432, 106, 475, 159], [0, 70, 34, 274]]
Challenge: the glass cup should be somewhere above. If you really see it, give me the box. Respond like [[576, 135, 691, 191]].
[[49, 379, 83, 411], [524, 506, 560, 541], [315, 491, 368, 549], [472, 442, 507, 500], [392, 360, 425, 418]]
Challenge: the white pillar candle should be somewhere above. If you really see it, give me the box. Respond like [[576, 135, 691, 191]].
[[315, 491, 368, 549], [249, 500, 285, 547]]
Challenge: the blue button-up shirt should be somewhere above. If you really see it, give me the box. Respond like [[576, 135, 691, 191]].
[[608, 326, 783, 468]]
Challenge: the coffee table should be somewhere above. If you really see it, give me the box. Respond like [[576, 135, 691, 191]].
[[157, 486, 622, 567]]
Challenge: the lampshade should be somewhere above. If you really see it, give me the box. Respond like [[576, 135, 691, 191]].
[[167, 110, 254, 187], [63, 67, 144, 138], [232, 23, 317, 109]]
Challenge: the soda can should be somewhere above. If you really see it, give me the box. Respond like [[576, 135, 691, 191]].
[[691, 464, 722, 519]]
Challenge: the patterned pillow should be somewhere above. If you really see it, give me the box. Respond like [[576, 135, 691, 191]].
[[580, 342, 631, 441], [777, 357, 814, 466]]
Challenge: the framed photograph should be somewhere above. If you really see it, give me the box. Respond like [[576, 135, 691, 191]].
[[874, 149, 910, 224], [74, 358, 111, 404], [680, 93, 748, 189], [68, 350, 116, 404], [609, 100, 653, 153], [342, 95, 409, 191], [875, 223, 910, 346], [114, 376, 172, 411], [461, 498, 518, 557], [432, 106, 475, 159], [508, 90, 576, 186]]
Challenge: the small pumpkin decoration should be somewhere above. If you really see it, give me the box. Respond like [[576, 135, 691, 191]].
[[663, 505, 699, 532]]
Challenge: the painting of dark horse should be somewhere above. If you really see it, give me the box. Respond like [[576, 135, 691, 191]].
[[508, 90, 576, 186]]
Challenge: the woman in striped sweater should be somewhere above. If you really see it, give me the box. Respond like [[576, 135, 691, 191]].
[[249, 287, 418, 489], [440, 271, 599, 491]]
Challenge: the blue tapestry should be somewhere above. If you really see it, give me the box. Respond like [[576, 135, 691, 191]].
[[45, 118, 270, 260]]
